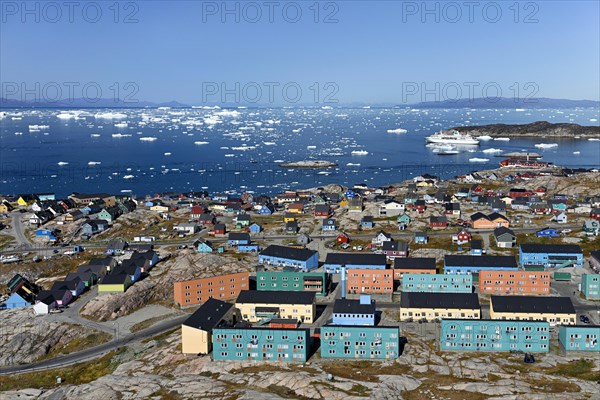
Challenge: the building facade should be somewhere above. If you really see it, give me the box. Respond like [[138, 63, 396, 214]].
[[346, 269, 394, 294], [332, 296, 376, 326], [558, 325, 599, 352], [444, 255, 518, 275], [256, 270, 328, 297], [400, 292, 480, 321], [324, 253, 387, 273], [320, 326, 400, 359], [173, 271, 250, 306], [581, 274, 600, 300], [402, 273, 472, 293], [489, 295, 576, 326], [212, 327, 310, 362], [440, 319, 550, 352], [519, 244, 583, 269], [258, 245, 319, 271], [181, 299, 236, 355], [478, 270, 551, 295], [235, 290, 316, 323], [393, 258, 437, 278]]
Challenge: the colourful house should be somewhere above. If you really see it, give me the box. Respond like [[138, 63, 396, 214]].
[[519, 244, 583, 269], [324, 253, 387, 274], [444, 255, 518, 274], [581, 274, 600, 300], [256, 270, 328, 296], [400, 292, 480, 321], [212, 327, 310, 362], [4, 292, 31, 309], [98, 269, 133, 293], [558, 325, 599, 352], [489, 295, 576, 326], [440, 319, 550, 352], [235, 290, 315, 324], [249, 223, 262, 234], [332, 296, 376, 326], [320, 326, 400, 359], [402, 273, 472, 293], [181, 299, 236, 355]]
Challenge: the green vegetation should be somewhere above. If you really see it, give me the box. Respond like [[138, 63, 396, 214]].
[[38, 330, 112, 361], [549, 359, 600, 381], [0, 234, 15, 250], [130, 314, 176, 333], [0, 349, 125, 391], [321, 360, 411, 383]]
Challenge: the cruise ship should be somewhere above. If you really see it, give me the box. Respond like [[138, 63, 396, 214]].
[[425, 129, 480, 145]]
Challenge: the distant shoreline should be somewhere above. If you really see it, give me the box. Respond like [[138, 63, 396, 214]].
[[451, 121, 600, 138]]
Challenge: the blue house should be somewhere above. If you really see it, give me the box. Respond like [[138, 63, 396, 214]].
[[361, 216, 374, 229], [4, 292, 31, 309], [332, 295, 375, 326], [238, 244, 259, 253], [558, 325, 599, 352], [536, 228, 559, 238], [227, 233, 251, 246], [212, 327, 310, 362], [321, 326, 400, 359], [414, 232, 428, 244], [259, 204, 274, 215], [258, 245, 319, 271], [195, 239, 216, 253], [519, 244, 583, 269], [322, 218, 337, 232], [440, 319, 550, 352], [402, 274, 472, 293], [248, 223, 262, 234], [35, 229, 56, 241], [324, 253, 387, 273], [471, 240, 483, 256], [444, 255, 518, 274]]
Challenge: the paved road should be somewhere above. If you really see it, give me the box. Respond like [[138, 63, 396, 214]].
[[11, 211, 32, 249], [52, 288, 116, 335], [0, 314, 189, 376]]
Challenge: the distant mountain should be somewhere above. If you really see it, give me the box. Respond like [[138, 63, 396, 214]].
[[451, 121, 600, 138], [408, 97, 600, 109], [0, 98, 189, 108]]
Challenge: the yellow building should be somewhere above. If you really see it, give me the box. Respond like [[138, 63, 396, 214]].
[[235, 290, 315, 324], [0, 202, 13, 213], [283, 213, 296, 223], [490, 295, 576, 326], [400, 292, 480, 321], [181, 299, 236, 355], [17, 195, 37, 206], [150, 204, 170, 213]]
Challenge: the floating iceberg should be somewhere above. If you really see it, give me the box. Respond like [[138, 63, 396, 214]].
[[469, 158, 489, 162], [57, 161, 69, 166], [307, 145, 317, 149], [164, 152, 172, 156], [114, 122, 128, 128], [90, 133, 101, 137], [139, 137, 158, 142], [573, 151, 581, 154], [387, 128, 408, 134], [123, 175, 135, 179], [477, 135, 493, 141], [88, 161, 101, 166], [351, 150, 369, 155], [29, 124, 50, 131], [535, 143, 558, 149], [494, 137, 510, 141], [263, 142, 276, 145], [482, 148, 503, 154], [112, 133, 131, 138], [95, 112, 127, 119], [194, 141, 209, 145]]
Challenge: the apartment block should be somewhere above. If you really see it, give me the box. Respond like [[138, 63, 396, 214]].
[[478, 270, 551, 295], [256, 270, 328, 296], [558, 325, 600, 352], [320, 325, 400, 359], [173, 271, 249, 306], [402, 273, 472, 293], [346, 268, 394, 294]]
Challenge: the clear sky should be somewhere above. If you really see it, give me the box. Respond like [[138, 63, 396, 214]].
[[1, 0, 599, 105]]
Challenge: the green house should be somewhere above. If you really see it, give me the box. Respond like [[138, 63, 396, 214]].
[[321, 326, 400, 359], [98, 270, 132, 293], [397, 214, 411, 225], [581, 274, 600, 300]]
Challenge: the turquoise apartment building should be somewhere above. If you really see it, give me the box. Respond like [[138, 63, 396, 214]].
[[440, 319, 550, 352], [559, 325, 600, 351], [519, 244, 583, 269], [212, 327, 310, 362], [402, 273, 472, 293], [581, 274, 600, 300], [320, 325, 400, 359], [256, 270, 328, 296]]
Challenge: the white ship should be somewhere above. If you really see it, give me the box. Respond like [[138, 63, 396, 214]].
[[425, 129, 479, 145]]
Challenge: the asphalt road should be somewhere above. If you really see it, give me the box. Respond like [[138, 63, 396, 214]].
[[0, 314, 189, 376]]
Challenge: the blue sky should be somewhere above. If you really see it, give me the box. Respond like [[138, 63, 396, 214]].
[[1, 0, 599, 104]]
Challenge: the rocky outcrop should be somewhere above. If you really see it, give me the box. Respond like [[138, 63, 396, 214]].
[[279, 160, 338, 168], [452, 121, 600, 138]]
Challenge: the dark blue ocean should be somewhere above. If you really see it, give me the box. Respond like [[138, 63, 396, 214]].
[[0, 107, 598, 197]]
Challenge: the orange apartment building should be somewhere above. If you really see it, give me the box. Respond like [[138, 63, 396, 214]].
[[479, 270, 551, 295], [174, 271, 249, 306], [393, 258, 437, 280], [347, 268, 394, 294]]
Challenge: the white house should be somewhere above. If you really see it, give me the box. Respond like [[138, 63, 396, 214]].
[[175, 222, 199, 235], [552, 212, 568, 224], [379, 200, 405, 216], [33, 297, 56, 315]]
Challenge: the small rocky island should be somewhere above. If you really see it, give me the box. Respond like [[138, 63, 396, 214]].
[[279, 160, 337, 168], [452, 121, 600, 138]]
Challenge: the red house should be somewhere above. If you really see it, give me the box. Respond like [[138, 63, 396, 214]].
[[209, 223, 226, 235], [314, 204, 331, 217], [509, 188, 536, 198], [429, 216, 448, 228], [470, 185, 484, 195], [336, 232, 351, 244], [452, 228, 472, 244], [532, 206, 550, 215], [535, 186, 547, 196], [414, 200, 426, 214], [591, 208, 600, 222], [191, 206, 204, 219]]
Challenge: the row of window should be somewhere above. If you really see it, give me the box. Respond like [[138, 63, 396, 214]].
[[184, 287, 241, 296], [444, 342, 547, 349], [448, 325, 547, 332], [183, 278, 246, 290]]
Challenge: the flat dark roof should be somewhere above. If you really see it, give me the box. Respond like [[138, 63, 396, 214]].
[[401, 292, 480, 309], [394, 258, 436, 270], [520, 244, 583, 254], [333, 298, 375, 315], [325, 253, 387, 266], [259, 245, 317, 261], [491, 295, 575, 314], [236, 290, 315, 305], [182, 298, 234, 331], [444, 255, 517, 268]]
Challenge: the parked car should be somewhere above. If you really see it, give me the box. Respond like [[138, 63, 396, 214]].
[[580, 315, 590, 323], [524, 353, 535, 363], [561, 229, 572, 234]]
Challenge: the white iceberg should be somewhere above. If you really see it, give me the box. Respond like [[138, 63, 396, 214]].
[[57, 161, 69, 166], [477, 135, 493, 141], [88, 161, 101, 166], [535, 143, 558, 149], [494, 137, 510, 141], [139, 137, 158, 142], [469, 158, 489, 163], [123, 175, 135, 179], [482, 148, 503, 154], [164, 152, 172, 156], [387, 128, 408, 134], [95, 112, 127, 119], [194, 141, 209, 145], [351, 150, 369, 155]]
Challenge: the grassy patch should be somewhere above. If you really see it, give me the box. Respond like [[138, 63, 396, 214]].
[[38, 330, 112, 361], [130, 314, 176, 333], [529, 377, 581, 393], [0, 234, 15, 250], [0, 349, 125, 391], [549, 359, 600, 381], [141, 327, 178, 344], [321, 360, 412, 383]]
